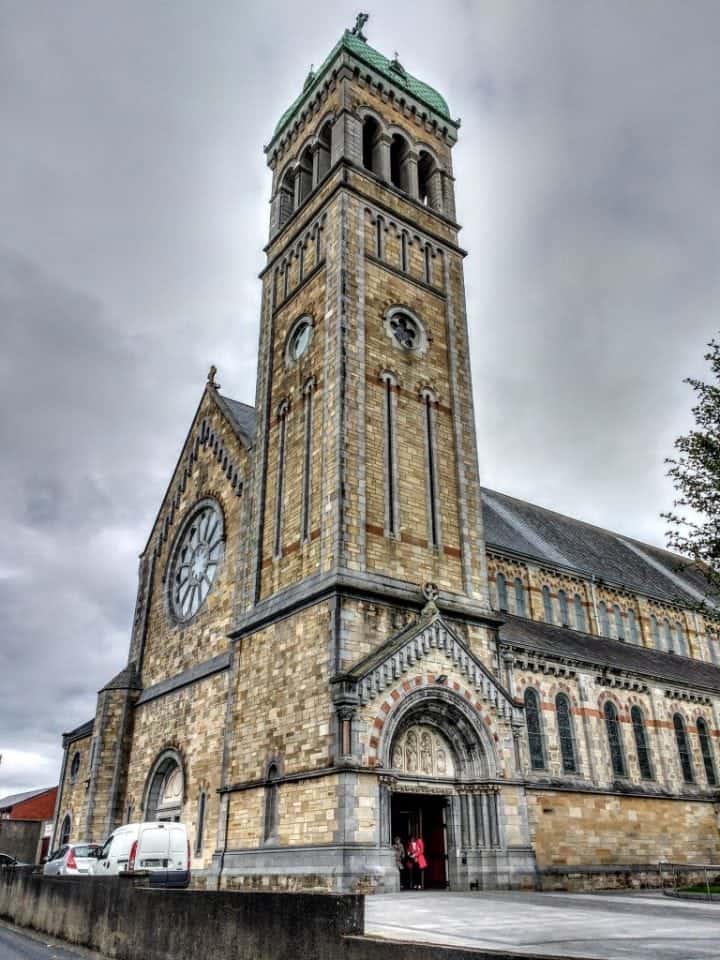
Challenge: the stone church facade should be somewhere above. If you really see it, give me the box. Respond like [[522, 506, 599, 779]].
[[52, 23, 720, 892]]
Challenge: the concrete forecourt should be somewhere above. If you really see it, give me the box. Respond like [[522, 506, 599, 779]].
[[365, 890, 720, 959]]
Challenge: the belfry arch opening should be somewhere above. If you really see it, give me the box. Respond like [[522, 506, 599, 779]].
[[390, 133, 410, 192], [362, 115, 381, 174], [418, 149, 441, 212]]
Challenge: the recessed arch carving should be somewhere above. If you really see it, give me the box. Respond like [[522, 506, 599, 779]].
[[380, 686, 498, 780]]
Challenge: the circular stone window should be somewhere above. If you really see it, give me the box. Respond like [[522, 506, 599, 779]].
[[286, 316, 313, 364], [169, 500, 224, 622], [384, 306, 427, 354]]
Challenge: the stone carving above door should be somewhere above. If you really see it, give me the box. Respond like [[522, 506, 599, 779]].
[[390, 724, 456, 778]]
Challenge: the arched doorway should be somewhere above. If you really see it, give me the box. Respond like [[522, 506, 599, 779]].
[[380, 689, 501, 891], [145, 751, 184, 822]]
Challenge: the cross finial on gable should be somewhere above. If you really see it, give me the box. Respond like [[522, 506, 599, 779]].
[[207, 365, 220, 391]]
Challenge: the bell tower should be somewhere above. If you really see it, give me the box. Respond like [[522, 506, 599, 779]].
[[237, 16, 491, 625], [220, 18, 527, 896]]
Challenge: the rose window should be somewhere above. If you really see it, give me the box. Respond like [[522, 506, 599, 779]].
[[170, 501, 224, 621]]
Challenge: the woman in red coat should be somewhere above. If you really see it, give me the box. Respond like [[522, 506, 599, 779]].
[[406, 833, 428, 889]]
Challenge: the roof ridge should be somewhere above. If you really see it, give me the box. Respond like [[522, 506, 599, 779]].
[[481, 486, 686, 567]]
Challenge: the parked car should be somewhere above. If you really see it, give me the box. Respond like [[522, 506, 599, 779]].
[[92, 822, 189, 888], [43, 843, 101, 876], [0, 853, 32, 868]]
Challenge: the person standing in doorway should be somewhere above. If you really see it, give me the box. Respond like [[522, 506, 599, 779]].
[[406, 833, 427, 889], [392, 835, 406, 889]]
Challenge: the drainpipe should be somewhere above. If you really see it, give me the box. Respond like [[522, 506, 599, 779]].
[[216, 792, 231, 891]]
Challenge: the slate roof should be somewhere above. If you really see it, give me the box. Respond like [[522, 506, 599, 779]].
[[271, 30, 453, 143], [62, 718, 94, 748], [482, 488, 712, 608], [216, 394, 257, 448], [101, 664, 141, 693], [0, 787, 56, 810], [499, 613, 720, 693]]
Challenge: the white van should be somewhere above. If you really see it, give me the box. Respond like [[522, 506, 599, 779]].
[[93, 822, 189, 888]]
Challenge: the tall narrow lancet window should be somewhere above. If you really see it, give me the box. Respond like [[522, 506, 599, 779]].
[[556, 694, 577, 773], [574, 594, 586, 632], [675, 623, 687, 657], [558, 590, 569, 627], [375, 216, 384, 258], [627, 610, 640, 645], [194, 791, 207, 855], [663, 619, 674, 653], [282, 260, 290, 300], [273, 401, 289, 559], [381, 373, 399, 537], [604, 701, 627, 778], [424, 244, 432, 284], [524, 688, 545, 770], [542, 586, 553, 624], [673, 714, 694, 783], [315, 223, 323, 262], [598, 602, 610, 637], [263, 764, 280, 843], [421, 389, 440, 549], [650, 615, 661, 649], [298, 242, 305, 284], [496, 572, 508, 612], [631, 706, 653, 780], [613, 604, 625, 641], [514, 578, 526, 616], [400, 231, 409, 272], [697, 718, 717, 786], [301, 379, 315, 543]]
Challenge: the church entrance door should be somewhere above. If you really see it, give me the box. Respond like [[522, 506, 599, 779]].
[[391, 792, 448, 889]]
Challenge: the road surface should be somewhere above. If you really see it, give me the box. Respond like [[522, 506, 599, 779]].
[[0, 923, 103, 959]]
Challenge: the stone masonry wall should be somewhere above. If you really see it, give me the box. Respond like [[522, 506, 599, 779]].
[[57, 734, 93, 843], [529, 789, 720, 867], [122, 671, 228, 871], [139, 391, 249, 689]]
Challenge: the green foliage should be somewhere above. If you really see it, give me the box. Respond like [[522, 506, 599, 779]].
[[663, 338, 720, 612]]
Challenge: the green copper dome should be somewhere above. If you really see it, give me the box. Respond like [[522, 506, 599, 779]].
[[270, 30, 453, 145]]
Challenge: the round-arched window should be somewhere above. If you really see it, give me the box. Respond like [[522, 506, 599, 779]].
[[168, 500, 224, 622], [286, 316, 313, 364], [146, 753, 184, 822], [70, 751, 81, 782]]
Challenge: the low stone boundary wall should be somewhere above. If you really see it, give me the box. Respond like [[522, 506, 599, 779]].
[[0, 867, 603, 960], [0, 869, 362, 960]]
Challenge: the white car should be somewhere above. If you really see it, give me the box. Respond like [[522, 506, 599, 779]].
[[43, 843, 101, 876], [93, 822, 189, 888]]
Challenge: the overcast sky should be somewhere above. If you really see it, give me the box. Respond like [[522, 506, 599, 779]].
[[2, 1, 719, 799]]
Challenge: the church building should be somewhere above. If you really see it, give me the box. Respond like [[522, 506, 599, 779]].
[[52, 20, 720, 892]]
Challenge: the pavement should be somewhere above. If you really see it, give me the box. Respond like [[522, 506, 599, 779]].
[[364, 890, 720, 959], [0, 922, 105, 960]]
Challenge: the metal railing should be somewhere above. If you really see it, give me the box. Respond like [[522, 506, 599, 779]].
[[658, 861, 720, 901]]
